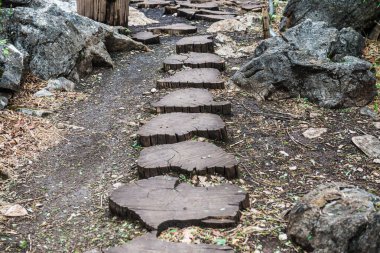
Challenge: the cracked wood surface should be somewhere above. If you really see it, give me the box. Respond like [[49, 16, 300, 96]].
[[147, 23, 197, 35], [137, 141, 238, 178], [132, 32, 160, 45], [109, 176, 249, 232], [152, 88, 231, 114], [86, 233, 234, 252], [157, 68, 224, 89], [163, 52, 225, 71], [137, 112, 227, 146], [176, 35, 214, 53]]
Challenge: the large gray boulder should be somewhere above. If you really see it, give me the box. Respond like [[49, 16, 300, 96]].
[[280, 0, 380, 32], [231, 20, 377, 108], [0, 43, 24, 91], [4, 4, 147, 81], [286, 182, 380, 253]]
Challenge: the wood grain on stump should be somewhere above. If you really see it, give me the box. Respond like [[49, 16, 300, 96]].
[[157, 68, 224, 89], [176, 35, 214, 54], [152, 88, 231, 114], [109, 176, 249, 232], [164, 5, 180, 14], [138, 141, 238, 178], [177, 8, 198, 19], [87, 233, 234, 253], [147, 23, 197, 35], [137, 0, 171, 8], [195, 14, 236, 22], [178, 8, 237, 21], [241, 3, 263, 11], [197, 9, 237, 15], [190, 0, 213, 3], [179, 2, 219, 10], [163, 52, 225, 71], [137, 112, 227, 147], [132, 32, 160, 44]]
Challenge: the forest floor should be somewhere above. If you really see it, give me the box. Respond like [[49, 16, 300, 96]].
[[1, 6, 380, 253]]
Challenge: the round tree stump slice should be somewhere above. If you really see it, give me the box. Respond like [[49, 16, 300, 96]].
[[87, 233, 234, 253], [241, 3, 263, 11], [164, 5, 180, 14], [109, 176, 249, 232], [137, 112, 227, 146], [177, 8, 198, 19], [163, 52, 225, 71], [179, 2, 219, 10], [152, 88, 231, 114], [138, 141, 238, 178], [190, 0, 213, 3], [137, 0, 171, 8], [197, 9, 237, 16], [195, 14, 236, 22], [132, 32, 160, 45], [157, 68, 224, 89], [147, 23, 197, 35], [176, 35, 214, 54]]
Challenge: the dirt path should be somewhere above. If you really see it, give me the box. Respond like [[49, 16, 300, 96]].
[[1, 7, 380, 253]]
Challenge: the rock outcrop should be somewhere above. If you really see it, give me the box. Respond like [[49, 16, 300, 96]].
[[231, 20, 377, 108], [5, 5, 146, 82], [286, 182, 380, 253], [280, 0, 380, 32]]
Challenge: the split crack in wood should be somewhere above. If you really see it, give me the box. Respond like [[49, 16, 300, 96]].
[[109, 176, 249, 233], [152, 88, 231, 114], [137, 141, 239, 178]]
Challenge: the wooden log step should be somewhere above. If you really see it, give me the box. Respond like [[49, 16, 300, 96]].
[[197, 9, 237, 16], [132, 32, 160, 45], [86, 233, 234, 253], [241, 2, 263, 11], [163, 52, 225, 71], [190, 0, 213, 3], [164, 4, 180, 14], [109, 176, 249, 232], [177, 8, 197, 19], [156, 68, 224, 89], [138, 141, 238, 178], [147, 23, 197, 35], [137, 0, 171, 8], [176, 35, 214, 54], [178, 8, 237, 20], [195, 14, 236, 22], [137, 112, 227, 147], [179, 2, 219, 10], [152, 88, 231, 114]]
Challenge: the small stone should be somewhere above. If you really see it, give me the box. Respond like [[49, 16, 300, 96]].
[[151, 88, 157, 93], [34, 89, 54, 97], [0, 204, 28, 217], [0, 96, 9, 110], [302, 128, 328, 139], [352, 135, 380, 159], [280, 151, 289, 157], [278, 233, 288, 241], [360, 106, 378, 119], [289, 166, 297, 171], [113, 182, 124, 189], [47, 77, 75, 92], [373, 122, 380, 129], [17, 108, 52, 117], [373, 159, 380, 164]]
